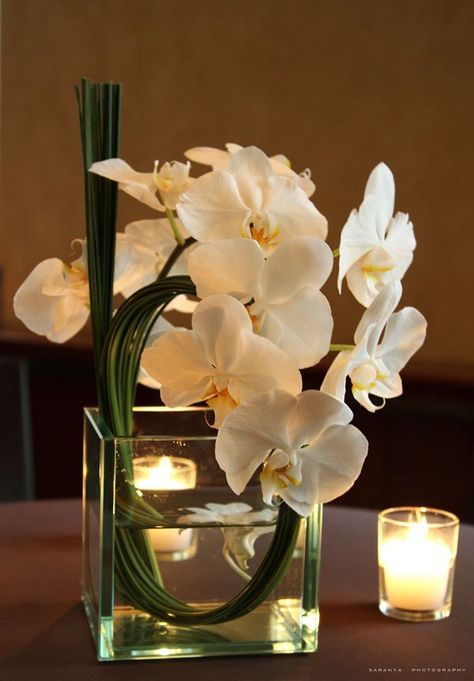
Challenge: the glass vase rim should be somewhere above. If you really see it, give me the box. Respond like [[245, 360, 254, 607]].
[[378, 506, 459, 528], [83, 405, 217, 442]]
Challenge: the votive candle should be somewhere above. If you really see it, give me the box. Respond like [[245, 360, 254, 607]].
[[378, 507, 459, 621], [134, 455, 197, 556]]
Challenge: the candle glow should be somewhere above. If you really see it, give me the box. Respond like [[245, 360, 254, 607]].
[[378, 507, 459, 621], [134, 455, 197, 555]]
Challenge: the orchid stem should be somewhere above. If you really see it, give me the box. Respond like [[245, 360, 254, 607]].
[[332, 248, 340, 258], [166, 207, 185, 246], [329, 343, 355, 352], [158, 237, 195, 280]]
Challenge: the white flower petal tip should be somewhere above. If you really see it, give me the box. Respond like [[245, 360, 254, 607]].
[[338, 163, 416, 306], [322, 282, 427, 411], [177, 146, 327, 250], [140, 294, 302, 427], [215, 389, 368, 517], [89, 158, 166, 211], [188, 236, 333, 368], [185, 143, 316, 197]]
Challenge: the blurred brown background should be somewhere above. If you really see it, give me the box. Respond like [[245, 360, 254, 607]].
[[1, 0, 473, 515], [2, 0, 474, 364]]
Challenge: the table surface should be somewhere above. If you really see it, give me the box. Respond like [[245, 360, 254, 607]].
[[0, 501, 472, 681]]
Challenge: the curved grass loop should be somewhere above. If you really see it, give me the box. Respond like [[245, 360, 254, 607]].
[[101, 275, 301, 624]]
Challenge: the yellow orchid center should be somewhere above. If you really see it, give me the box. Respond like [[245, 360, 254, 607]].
[[64, 263, 88, 289], [361, 249, 394, 283], [261, 457, 301, 492], [350, 362, 378, 391]]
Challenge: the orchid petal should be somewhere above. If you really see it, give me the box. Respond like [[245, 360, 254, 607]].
[[264, 175, 328, 241], [227, 146, 272, 208], [184, 146, 231, 170], [192, 295, 253, 373], [166, 295, 198, 314], [354, 282, 402, 356], [261, 236, 333, 301], [351, 387, 384, 412], [187, 239, 263, 300], [228, 334, 302, 404], [281, 424, 368, 514], [137, 316, 177, 390], [186, 143, 316, 197], [113, 234, 158, 298], [140, 330, 212, 406], [384, 212, 416, 279], [125, 218, 176, 254], [344, 260, 380, 307], [47, 296, 90, 343], [337, 198, 382, 294], [288, 390, 354, 449], [215, 391, 296, 494], [177, 170, 248, 242], [370, 373, 403, 398], [320, 351, 355, 402], [377, 307, 427, 374], [222, 525, 274, 570], [364, 163, 395, 239], [263, 288, 333, 368], [90, 158, 165, 211]]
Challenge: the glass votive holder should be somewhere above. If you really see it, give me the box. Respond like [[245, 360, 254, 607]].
[[378, 507, 459, 622], [133, 455, 198, 561]]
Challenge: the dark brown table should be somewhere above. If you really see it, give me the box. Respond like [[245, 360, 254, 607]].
[[0, 500, 472, 680]]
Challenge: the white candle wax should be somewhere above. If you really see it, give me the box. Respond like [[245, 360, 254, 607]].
[[134, 456, 196, 554], [147, 527, 193, 553], [381, 526, 452, 611]]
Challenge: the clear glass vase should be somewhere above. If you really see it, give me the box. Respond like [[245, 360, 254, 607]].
[[82, 406, 322, 661]]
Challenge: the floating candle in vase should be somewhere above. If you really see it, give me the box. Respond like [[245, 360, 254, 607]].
[[378, 507, 459, 621], [134, 455, 197, 558]]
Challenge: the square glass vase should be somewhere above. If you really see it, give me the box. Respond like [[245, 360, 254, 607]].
[[82, 406, 322, 661]]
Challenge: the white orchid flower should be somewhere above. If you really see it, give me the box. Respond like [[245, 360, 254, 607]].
[[140, 294, 302, 428], [215, 389, 368, 517], [321, 282, 427, 412], [188, 236, 333, 368], [177, 146, 327, 252], [14, 235, 157, 343], [338, 163, 416, 307], [13, 257, 90, 343], [179, 502, 275, 578], [185, 142, 315, 197], [89, 158, 193, 211]]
